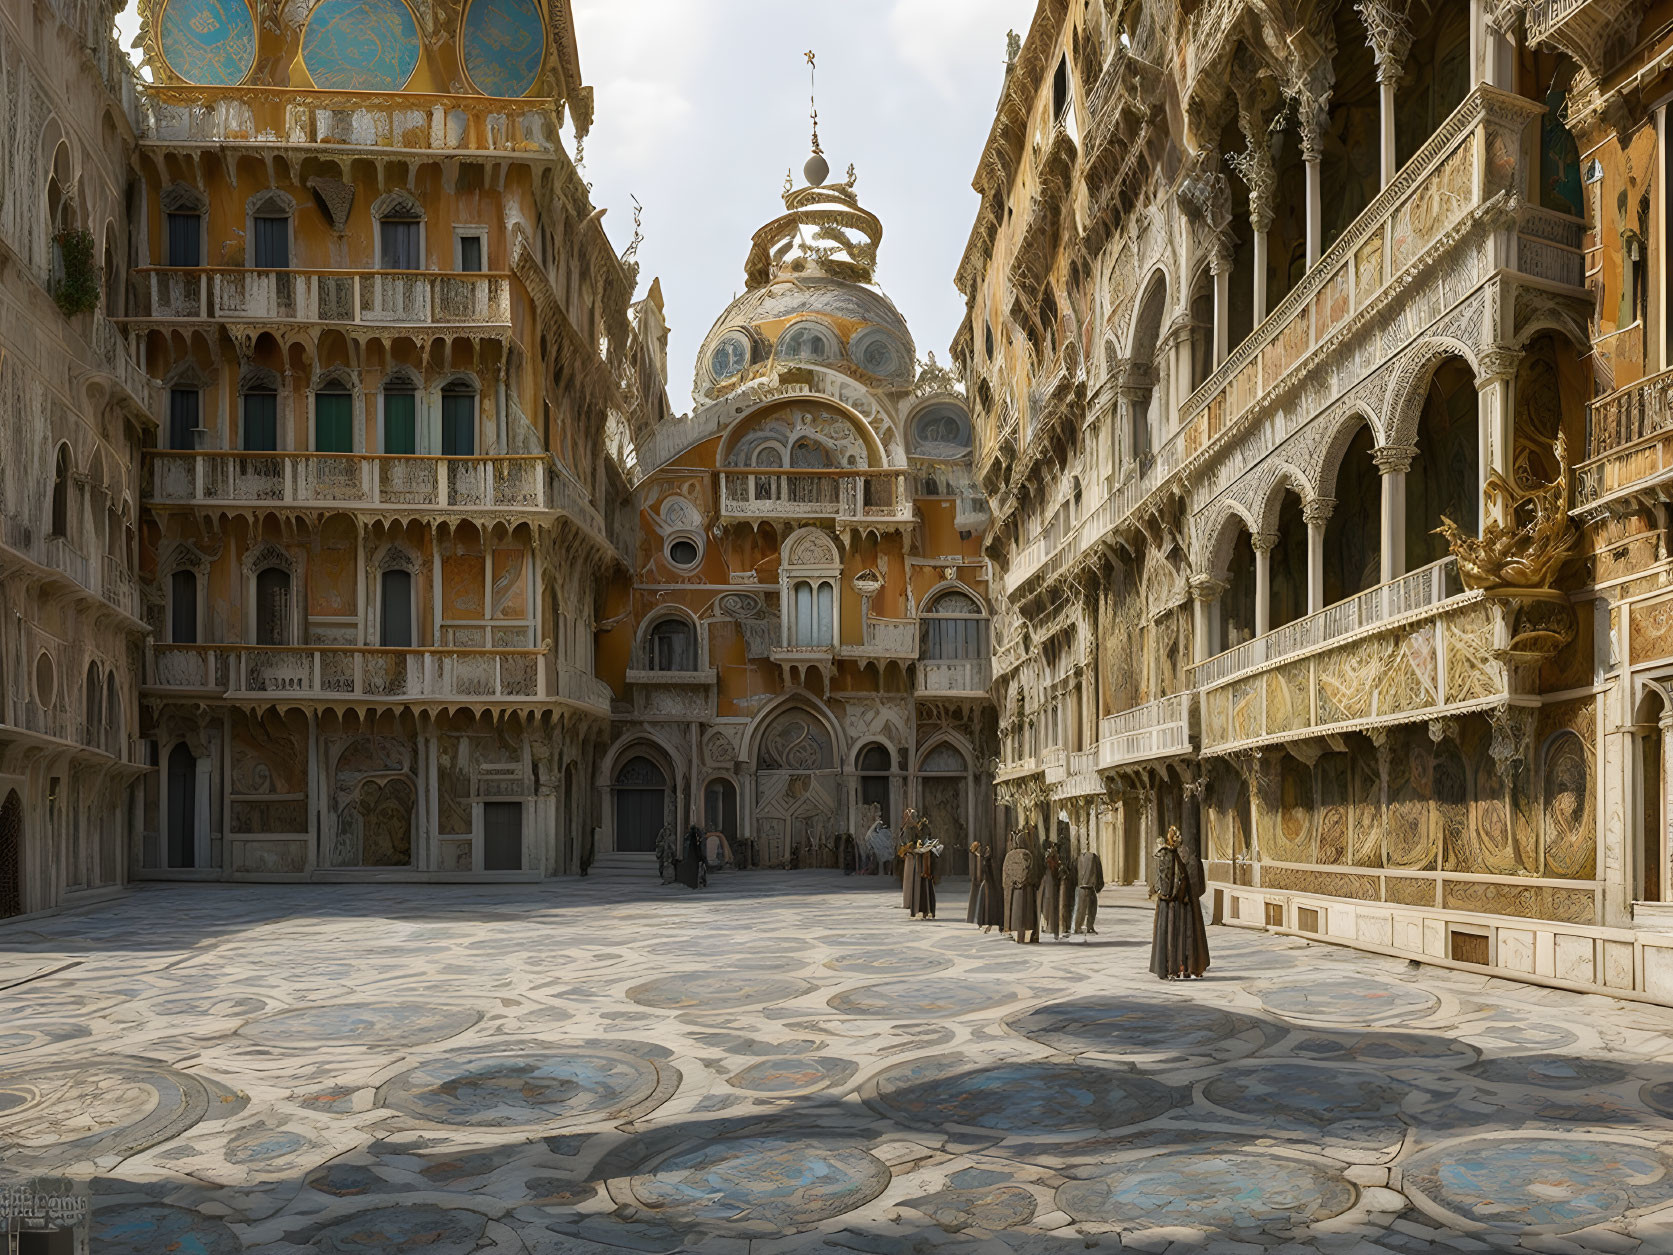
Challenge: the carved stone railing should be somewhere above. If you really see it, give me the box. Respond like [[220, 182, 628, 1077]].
[[1196, 586, 1499, 755], [1193, 557, 1461, 689], [1575, 367, 1673, 511], [556, 665, 613, 713], [136, 269, 512, 328], [1097, 691, 1195, 770], [851, 617, 917, 658], [0, 514, 142, 621], [151, 645, 550, 702], [147, 452, 551, 512], [1042, 745, 1068, 785], [718, 469, 913, 525], [994, 754, 1042, 783], [90, 312, 154, 411], [140, 86, 557, 154], [917, 658, 992, 694]]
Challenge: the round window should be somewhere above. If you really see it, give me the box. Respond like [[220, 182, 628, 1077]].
[[668, 537, 700, 568], [710, 334, 748, 381], [853, 331, 901, 377]]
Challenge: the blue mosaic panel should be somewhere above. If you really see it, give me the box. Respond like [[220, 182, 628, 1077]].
[[158, 0, 255, 86], [729, 1055, 856, 1094], [461, 0, 544, 98], [1258, 975, 1439, 1025], [238, 1001, 481, 1047], [870, 1056, 1180, 1135], [1058, 1150, 1356, 1228], [0, 1061, 209, 1171], [1468, 1055, 1626, 1090], [1402, 1137, 1673, 1232], [1202, 1062, 1415, 1146], [827, 978, 1023, 1019], [302, 0, 419, 92], [628, 972, 812, 1010], [1010, 996, 1258, 1056], [306, 1204, 488, 1253], [93, 1204, 242, 1255], [629, 1137, 890, 1236], [380, 1048, 666, 1127]]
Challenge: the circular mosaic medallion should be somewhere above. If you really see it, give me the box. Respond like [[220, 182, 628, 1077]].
[[1402, 1136, 1673, 1232], [826, 950, 951, 976], [827, 978, 1023, 1020], [239, 1001, 481, 1047], [0, 1021, 91, 1054], [1058, 1150, 1356, 1228], [1290, 1031, 1476, 1066], [628, 1137, 890, 1236], [1009, 996, 1259, 1057], [461, 0, 544, 97], [302, 0, 420, 92], [158, 0, 255, 86], [628, 972, 811, 1011], [0, 1060, 209, 1171], [93, 1204, 242, 1255], [1469, 1021, 1580, 1050], [1469, 1055, 1626, 1091], [1640, 1079, 1673, 1119], [380, 1048, 667, 1128], [729, 1056, 856, 1095], [306, 1204, 488, 1253], [1258, 975, 1439, 1026], [1202, 1062, 1413, 1134], [152, 994, 270, 1018], [870, 1056, 1180, 1135]]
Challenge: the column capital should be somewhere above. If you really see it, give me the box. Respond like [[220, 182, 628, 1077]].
[[1189, 574, 1228, 601], [1476, 347, 1523, 384], [1302, 496, 1337, 526], [1355, 0, 1414, 85], [1373, 443, 1418, 474], [1250, 531, 1280, 555]]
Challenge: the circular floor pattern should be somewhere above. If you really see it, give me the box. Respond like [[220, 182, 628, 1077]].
[[827, 978, 1023, 1020], [0, 1060, 209, 1170], [1058, 1150, 1356, 1228], [1258, 975, 1439, 1026], [92, 1204, 242, 1255], [0, 1021, 91, 1054], [1468, 1055, 1627, 1091], [304, 1204, 488, 1253], [627, 972, 812, 1011], [869, 1055, 1180, 1136], [239, 1001, 483, 1048], [380, 1047, 668, 1128], [1201, 1062, 1414, 1136], [627, 1136, 890, 1236], [1640, 1079, 1673, 1119], [1402, 1135, 1673, 1232], [1289, 1031, 1477, 1066], [825, 950, 952, 976], [1008, 996, 1259, 1056], [729, 1055, 856, 1094]]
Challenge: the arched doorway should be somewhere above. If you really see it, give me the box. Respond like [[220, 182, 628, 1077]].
[[167, 743, 196, 868], [918, 742, 971, 877], [754, 707, 839, 866], [0, 790, 20, 917], [614, 756, 666, 853], [1639, 689, 1667, 904]]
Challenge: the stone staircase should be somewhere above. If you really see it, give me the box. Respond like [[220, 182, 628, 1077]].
[[587, 852, 659, 881]]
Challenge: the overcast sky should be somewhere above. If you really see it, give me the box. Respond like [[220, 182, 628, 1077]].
[[117, 0, 1036, 410]]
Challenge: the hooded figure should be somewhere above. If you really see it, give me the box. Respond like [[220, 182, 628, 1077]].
[[971, 841, 1003, 930], [1150, 825, 1209, 978], [1037, 848, 1066, 940], [913, 832, 940, 920], [678, 823, 708, 890], [1002, 834, 1039, 943]]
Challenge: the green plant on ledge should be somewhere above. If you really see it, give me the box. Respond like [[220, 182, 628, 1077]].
[[52, 227, 101, 318]]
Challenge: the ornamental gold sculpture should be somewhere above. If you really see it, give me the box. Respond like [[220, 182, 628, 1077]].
[[1434, 430, 1577, 593]]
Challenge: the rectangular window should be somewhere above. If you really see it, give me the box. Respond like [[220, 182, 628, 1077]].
[[251, 216, 289, 268], [170, 570, 197, 643], [794, 581, 814, 646], [242, 391, 277, 451], [384, 390, 416, 454], [380, 569, 413, 647], [458, 234, 484, 272], [483, 801, 522, 871], [168, 388, 199, 450], [167, 212, 201, 266], [314, 390, 353, 453], [816, 582, 834, 645], [380, 219, 421, 270], [441, 391, 475, 456]]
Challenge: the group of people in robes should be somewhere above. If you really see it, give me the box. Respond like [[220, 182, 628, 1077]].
[[895, 808, 944, 920], [982, 827, 1106, 944]]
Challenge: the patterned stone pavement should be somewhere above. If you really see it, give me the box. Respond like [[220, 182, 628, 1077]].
[[6, 876, 1673, 1253]]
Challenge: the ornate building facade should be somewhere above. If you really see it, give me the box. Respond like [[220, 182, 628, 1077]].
[[961, 0, 1673, 1000], [597, 165, 996, 869], [0, 0, 151, 918], [125, 0, 642, 882]]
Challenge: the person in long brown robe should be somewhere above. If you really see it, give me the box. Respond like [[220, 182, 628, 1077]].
[[1002, 837, 1039, 944], [900, 840, 920, 913], [1150, 825, 1209, 978], [976, 841, 1003, 930], [1055, 836, 1076, 940], [913, 837, 939, 919], [1073, 848, 1105, 935], [1037, 848, 1065, 940]]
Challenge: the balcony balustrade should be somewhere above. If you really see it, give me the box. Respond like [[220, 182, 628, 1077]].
[[718, 469, 913, 526], [1574, 367, 1673, 513], [1096, 692, 1195, 771], [90, 312, 154, 412], [0, 514, 142, 620], [917, 657, 992, 694], [994, 755, 1042, 783], [135, 268, 512, 328], [850, 618, 917, 658]]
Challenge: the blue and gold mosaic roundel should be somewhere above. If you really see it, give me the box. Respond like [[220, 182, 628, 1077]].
[[302, 0, 420, 92], [158, 0, 256, 86], [462, 0, 544, 98]]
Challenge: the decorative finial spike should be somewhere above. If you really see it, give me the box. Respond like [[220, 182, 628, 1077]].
[[806, 49, 822, 156]]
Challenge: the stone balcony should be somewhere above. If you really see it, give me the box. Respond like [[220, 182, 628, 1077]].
[[146, 644, 612, 714], [1574, 367, 1673, 517], [133, 268, 512, 331], [717, 469, 914, 531], [0, 514, 143, 622], [849, 618, 917, 660], [917, 658, 991, 696], [1096, 692, 1195, 772], [1192, 560, 1501, 755], [139, 86, 557, 156]]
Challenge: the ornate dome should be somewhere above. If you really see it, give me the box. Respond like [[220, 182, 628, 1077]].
[[694, 167, 917, 403]]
